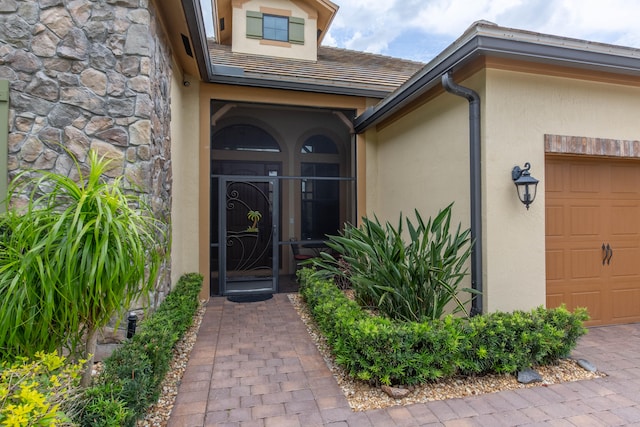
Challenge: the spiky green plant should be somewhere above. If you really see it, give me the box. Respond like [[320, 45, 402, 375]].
[[0, 150, 167, 386], [308, 204, 478, 322]]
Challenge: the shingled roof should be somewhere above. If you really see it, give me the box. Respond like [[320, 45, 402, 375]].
[[208, 42, 425, 98]]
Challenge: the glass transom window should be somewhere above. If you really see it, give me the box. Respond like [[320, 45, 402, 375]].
[[212, 124, 281, 152]]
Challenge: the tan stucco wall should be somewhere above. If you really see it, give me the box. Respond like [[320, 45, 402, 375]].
[[170, 72, 201, 293], [483, 67, 640, 312], [483, 68, 546, 312], [232, 0, 317, 61], [370, 88, 473, 225], [367, 65, 640, 315]]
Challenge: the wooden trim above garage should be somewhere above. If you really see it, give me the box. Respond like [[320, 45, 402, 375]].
[[545, 134, 640, 158]]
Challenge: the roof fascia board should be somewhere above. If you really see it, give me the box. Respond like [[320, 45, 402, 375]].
[[478, 36, 640, 74], [208, 73, 391, 97], [354, 32, 640, 133], [182, 0, 214, 80], [353, 37, 480, 132], [314, 0, 339, 44]]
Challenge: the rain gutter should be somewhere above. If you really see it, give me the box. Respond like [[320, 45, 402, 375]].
[[441, 71, 483, 316]]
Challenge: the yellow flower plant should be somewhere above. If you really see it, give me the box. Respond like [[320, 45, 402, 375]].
[[0, 352, 84, 426]]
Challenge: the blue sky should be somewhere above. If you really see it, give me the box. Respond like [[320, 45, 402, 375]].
[[200, 0, 640, 63]]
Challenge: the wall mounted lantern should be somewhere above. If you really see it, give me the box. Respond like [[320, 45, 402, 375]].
[[512, 162, 539, 210]]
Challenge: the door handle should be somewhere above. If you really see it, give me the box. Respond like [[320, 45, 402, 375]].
[[602, 243, 613, 265]]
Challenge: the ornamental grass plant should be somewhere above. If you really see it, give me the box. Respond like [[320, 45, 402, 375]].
[[0, 150, 168, 386]]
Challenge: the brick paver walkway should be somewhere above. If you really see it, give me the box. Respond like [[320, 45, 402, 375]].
[[167, 294, 640, 426]]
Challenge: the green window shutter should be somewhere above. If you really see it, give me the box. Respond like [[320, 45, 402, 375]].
[[289, 17, 304, 44], [246, 11, 263, 39]]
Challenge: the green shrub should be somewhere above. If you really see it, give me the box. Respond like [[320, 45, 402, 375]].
[[75, 273, 203, 427], [308, 204, 477, 321], [459, 306, 589, 375], [299, 270, 589, 386], [0, 352, 85, 426], [76, 384, 130, 427]]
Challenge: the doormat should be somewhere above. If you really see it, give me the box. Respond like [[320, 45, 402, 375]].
[[227, 294, 273, 303]]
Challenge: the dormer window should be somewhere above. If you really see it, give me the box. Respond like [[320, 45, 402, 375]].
[[246, 11, 304, 45], [263, 15, 288, 42]]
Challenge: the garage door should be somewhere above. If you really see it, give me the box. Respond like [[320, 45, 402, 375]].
[[546, 156, 640, 326]]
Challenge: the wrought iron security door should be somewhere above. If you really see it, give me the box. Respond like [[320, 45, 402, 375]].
[[219, 176, 278, 295]]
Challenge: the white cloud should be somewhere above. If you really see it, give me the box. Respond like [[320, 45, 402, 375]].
[[197, 0, 640, 60], [325, 0, 640, 61], [410, 0, 524, 35]]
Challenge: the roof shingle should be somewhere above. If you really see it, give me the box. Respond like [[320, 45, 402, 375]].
[[208, 42, 424, 96]]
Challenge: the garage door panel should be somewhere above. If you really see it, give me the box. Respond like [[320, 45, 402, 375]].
[[570, 205, 602, 236], [545, 249, 564, 280], [546, 205, 564, 236], [610, 165, 640, 194], [546, 293, 565, 309], [570, 291, 602, 324], [610, 205, 640, 235], [546, 156, 640, 326], [609, 245, 640, 277], [545, 161, 565, 193], [570, 163, 602, 193], [611, 288, 640, 321], [570, 248, 602, 278]]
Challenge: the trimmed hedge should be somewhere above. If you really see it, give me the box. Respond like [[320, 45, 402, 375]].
[[298, 269, 588, 386], [76, 273, 203, 427]]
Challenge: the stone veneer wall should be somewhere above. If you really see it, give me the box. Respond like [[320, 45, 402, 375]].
[[0, 0, 173, 306]]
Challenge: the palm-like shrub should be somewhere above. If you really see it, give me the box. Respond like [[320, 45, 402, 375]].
[[308, 204, 477, 321], [0, 150, 167, 386]]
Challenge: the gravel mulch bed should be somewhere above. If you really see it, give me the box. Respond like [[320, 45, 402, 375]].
[[287, 293, 604, 411]]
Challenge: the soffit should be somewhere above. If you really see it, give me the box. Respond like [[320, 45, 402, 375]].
[[155, 0, 201, 77]]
